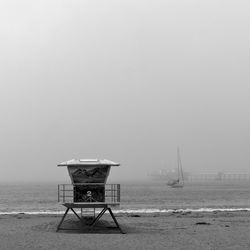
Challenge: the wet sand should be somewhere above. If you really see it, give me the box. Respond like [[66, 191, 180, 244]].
[[0, 211, 250, 249]]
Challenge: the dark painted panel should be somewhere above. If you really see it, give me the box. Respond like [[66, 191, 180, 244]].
[[73, 185, 105, 202]]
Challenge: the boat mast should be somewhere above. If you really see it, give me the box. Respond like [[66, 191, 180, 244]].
[[177, 147, 180, 181], [177, 147, 184, 184]]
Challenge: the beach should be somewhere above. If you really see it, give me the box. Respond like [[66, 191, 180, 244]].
[[0, 211, 250, 250]]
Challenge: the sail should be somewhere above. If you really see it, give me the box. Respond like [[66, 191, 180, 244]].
[[167, 148, 184, 188]]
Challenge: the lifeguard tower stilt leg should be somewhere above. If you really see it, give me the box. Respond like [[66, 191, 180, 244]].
[[57, 207, 85, 231], [90, 206, 125, 234], [56, 208, 69, 232], [107, 207, 125, 234]]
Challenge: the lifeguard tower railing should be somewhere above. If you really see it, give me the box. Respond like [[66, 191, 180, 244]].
[[58, 183, 120, 204]]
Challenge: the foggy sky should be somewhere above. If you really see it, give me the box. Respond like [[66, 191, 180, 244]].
[[1, 0, 250, 182]]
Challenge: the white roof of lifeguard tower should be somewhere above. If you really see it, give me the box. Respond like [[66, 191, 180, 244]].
[[57, 159, 120, 167]]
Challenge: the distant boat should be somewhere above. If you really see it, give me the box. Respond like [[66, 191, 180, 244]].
[[167, 148, 184, 188]]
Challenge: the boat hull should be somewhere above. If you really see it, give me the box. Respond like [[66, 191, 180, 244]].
[[169, 183, 184, 188]]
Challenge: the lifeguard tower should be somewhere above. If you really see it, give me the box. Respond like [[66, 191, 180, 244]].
[[57, 159, 124, 233]]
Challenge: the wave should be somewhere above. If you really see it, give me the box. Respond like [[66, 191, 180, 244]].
[[1, 207, 250, 215]]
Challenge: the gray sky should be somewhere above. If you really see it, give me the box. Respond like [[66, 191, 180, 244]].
[[0, 0, 250, 182]]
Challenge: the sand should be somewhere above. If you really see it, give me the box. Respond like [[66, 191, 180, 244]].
[[0, 211, 250, 250]]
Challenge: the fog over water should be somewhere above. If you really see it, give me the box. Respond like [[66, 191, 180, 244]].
[[0, 0, 250, 182]]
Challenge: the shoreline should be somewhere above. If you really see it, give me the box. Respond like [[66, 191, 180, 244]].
[[1, 207, 250, 215], [1, 209, 250, 218]]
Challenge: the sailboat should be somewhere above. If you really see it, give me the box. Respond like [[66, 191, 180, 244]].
[[167, 148, 184, 188]]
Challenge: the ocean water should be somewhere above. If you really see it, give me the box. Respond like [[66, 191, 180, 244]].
[[1, 181, 250, 214]]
